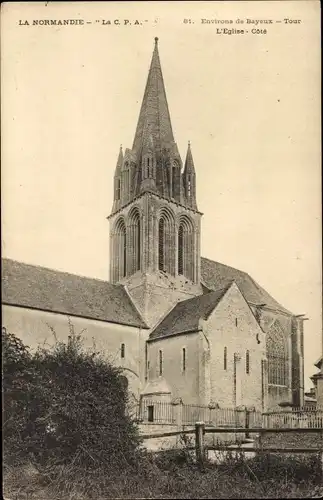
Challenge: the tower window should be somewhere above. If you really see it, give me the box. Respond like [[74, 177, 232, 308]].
[[172, 166, 176, 197], [158, 218, 165, 271], [187, 176, 191, 197], [116, 179, 121, 200], [114, 217, 127, 281], [121, 343, 125, 359], [235, 318, 238, 327], [136, 218, 141, 271], [182, 347, 186, 372], [246, 350, 250, 374], [177, 216, 195, 281], [178, 225, 184, 275], [224, 347, 227, 370], [123, 231, 127, 277], [159, 350, 163, 376]]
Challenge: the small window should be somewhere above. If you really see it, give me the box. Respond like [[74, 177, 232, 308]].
[[235, 318, 238, 327], [159, 350, 163, 376], [121, 343, 125, 359], [224, 347, 227, 370], [182, 348, 186, 372], [172, 166, 176, 197], [187, 177, 191, 197], [116, 179, 121, 200], [246, 350, 250, 374]]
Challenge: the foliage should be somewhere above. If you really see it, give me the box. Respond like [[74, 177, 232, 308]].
[[3, 326, 323, 499], [3, 327, 34, 463], [2, 325, 141, 470], [3, 451, 323, 499]]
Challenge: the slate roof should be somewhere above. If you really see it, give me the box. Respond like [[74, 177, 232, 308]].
[[2, 255, 293, 334], [1, 258, 147, 328], [149, 284, 231, 340], [201, 257, 292, 315], [132, 37, 175, 155]]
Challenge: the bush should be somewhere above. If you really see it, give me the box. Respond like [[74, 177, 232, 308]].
[[3, 326, 141, 471], [3, 328, 35, 463]]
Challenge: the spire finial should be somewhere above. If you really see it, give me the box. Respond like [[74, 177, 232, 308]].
[[188, 140, 191, 147], [154, 37, 159, 45]]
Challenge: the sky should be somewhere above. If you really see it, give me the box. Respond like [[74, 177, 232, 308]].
[[1, 1, 321, 389]]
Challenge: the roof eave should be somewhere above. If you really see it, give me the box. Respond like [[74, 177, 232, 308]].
[[2, 302, 149, 330]]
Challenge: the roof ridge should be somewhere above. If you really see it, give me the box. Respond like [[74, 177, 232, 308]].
[[1, 257, 117, 287], [173, 282, 233, 308], [200, 256, 293, 315], [203, 282, 234, 320], [201, 256, 247, 275]]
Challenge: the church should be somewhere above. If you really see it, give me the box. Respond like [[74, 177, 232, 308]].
[[2, 38, 305, 411]]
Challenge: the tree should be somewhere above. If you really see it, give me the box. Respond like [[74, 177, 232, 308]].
[[3, 326, 141, 471]]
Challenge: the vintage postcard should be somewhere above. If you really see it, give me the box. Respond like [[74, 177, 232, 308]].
[[2, 1, 322, 499]]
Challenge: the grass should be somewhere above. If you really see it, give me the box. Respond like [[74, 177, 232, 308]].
[[3, 449, 323, 500]]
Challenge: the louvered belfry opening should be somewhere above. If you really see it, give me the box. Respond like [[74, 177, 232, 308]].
[[177, 215, 195, 282], [113, 217, 127, 282]]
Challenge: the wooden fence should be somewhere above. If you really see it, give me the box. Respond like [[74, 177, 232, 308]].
[[140, 423, 323, 468]]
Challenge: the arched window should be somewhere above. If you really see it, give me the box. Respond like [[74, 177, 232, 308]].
[[123, 162, 130, 200], [224, 347, 227, 370], [116, 179, 121, 200], [129, 208, 141, 274], [113, 217, 127, 281], [187, 176, 191, 197], [157, 208, 176, 276], [177, 215, 195, 282], [246, 350, 250, 374], [172, 166, 176, 197], [135, 217, 141, 272], [266, 321, 287, 386], [178, 225, 184, 275], [158, 218, 165, 271]]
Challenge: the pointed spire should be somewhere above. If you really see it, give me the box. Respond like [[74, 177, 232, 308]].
[[132, 38, 175, 155], [115, 145, 124, 174], [183, 141, 197, 210], [184, 141, 195, 174]]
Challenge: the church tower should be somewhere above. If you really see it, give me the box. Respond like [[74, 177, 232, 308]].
[[108, 38, 203, 327]]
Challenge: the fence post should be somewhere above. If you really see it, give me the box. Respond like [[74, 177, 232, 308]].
[[245, 409, 250, 439], [195, 421, 205, 467], [172, 398, 183, 428]]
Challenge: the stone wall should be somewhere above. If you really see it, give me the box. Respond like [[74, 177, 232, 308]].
[[203, 283, 266, 410], [2, 304, 148, 399]]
